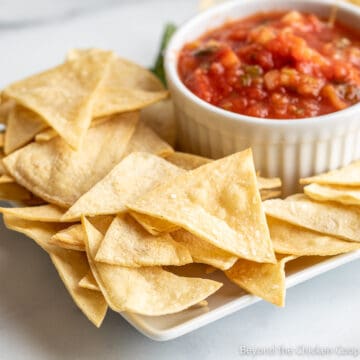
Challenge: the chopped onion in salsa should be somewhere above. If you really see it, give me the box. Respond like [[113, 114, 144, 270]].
[[178, 11, 360, 119]]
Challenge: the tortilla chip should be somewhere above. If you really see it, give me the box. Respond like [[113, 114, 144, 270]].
[[82, 217, 222, 316], [268, 216, 360, 256], [0, 204, 67, 222], [304, 183, 360, 206], [300, 160, 360, 186], [3, 112, 138, 207], [264, 194, 360, 242], [50, 216, 113, 251], [62, 152, 183, 220], [171, 229, 238, 271], [0, 152, 7, 175], [51, 223, 85, 251], [95, 214, 192, 267], [68, 50, 168, 118], [165, 152, 212, 170], [225, 255, 296, 306], [140, 98, 176, 146], [123, 121, 173, 157], [0, 133, 4, 148], [0, 182, 33, 201], [50, 247, 107, 327], [3, 214, 67, 251], [128, 149, 276, 263], [4, 49, 115, 149], [4, 105, 47, 154], [79, 271, 100, 291]]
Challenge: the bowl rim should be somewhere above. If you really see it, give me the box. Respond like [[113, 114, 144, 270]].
[[164, 0, 360, 127]]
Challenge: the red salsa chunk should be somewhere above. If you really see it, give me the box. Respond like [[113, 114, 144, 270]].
[[178, 11, 360, 119]]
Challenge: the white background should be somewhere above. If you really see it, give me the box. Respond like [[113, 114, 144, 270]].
[[0, 1, 359, 359]]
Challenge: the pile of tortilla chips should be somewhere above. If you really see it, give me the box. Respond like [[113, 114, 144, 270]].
[[0, 48, 357, 328]]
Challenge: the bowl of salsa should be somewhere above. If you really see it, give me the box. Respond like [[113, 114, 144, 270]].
[[165, 0, 360, 194]]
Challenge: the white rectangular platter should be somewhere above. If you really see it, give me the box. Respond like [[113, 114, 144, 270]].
[[121, 250, 360, 341]]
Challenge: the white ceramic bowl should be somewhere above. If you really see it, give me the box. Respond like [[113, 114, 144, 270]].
[[165, 0, 360, 195]]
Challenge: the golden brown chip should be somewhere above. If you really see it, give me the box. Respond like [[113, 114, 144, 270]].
[[225, 255, 296, 306], [62, 152, 183, 220], [68, 50, 168, 118], [304, 183, 360, 206], [140, 99, 176, 147], [50, 247, 107, 327], [0, 204, 67, 222], [0, 132, 4, 148], [264, 194, 360, 242], [171, 229, 238, 270], [79, 271, 100, 291], [123, 121, 173, 157], [300, 160, 360, 186], [0, 182, 33, 201], [51, 223, 85, 251], [3, 112, 138, 207], [3, 214, 67, 251], [82, 217, 222, 316], [165, 152, 212, 170], [4, 49, 114, 149], [95, 214, 192, 267], [268, 216, 360, 256], [128, 149, 276, 263], [4, 105, 47, 154]]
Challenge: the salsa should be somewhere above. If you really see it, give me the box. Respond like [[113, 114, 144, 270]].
[[178, 11, 360, 119]]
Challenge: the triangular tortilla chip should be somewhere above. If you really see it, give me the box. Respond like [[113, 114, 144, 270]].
[[3, 112, 138, 207], [0, 204, 67, 222], [123, 121, 173, 157], [128, 149, 276, 263], [68, 50, 168, 118], [4, 49, 114, 149], [264, 194, 360, 242], [171, 229, 238, 271], [50, 216, 113, 251], [62, 152, 183, 220], [300, 160, 360, 186], [4, 105, 47, 154], [79, 271, 100, 291], [95, 214, 192, 267], [82, 217, 222, 316], [140, 99, 176, 147], [304, 183, 360, 206], [268, 216, 360, 256], [3, 214, 68, 252], [51, 223, 85, 251], [225, 255, 296, 306], [50, 247, 107, 327]]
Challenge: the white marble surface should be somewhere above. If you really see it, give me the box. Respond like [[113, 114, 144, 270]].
[[0, 1, 360, 359]]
